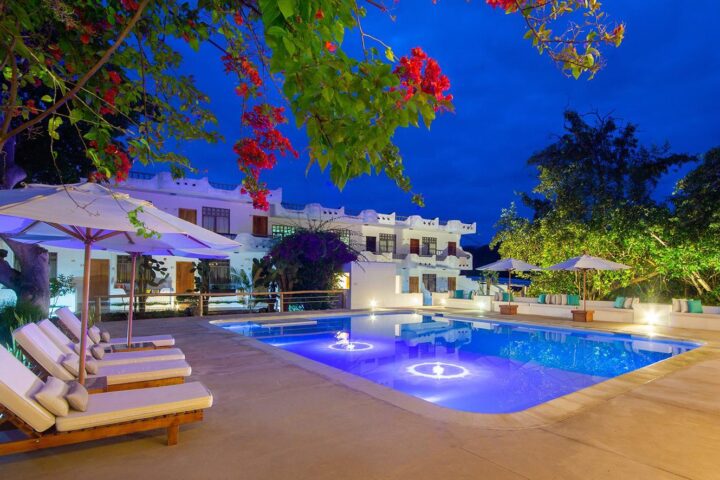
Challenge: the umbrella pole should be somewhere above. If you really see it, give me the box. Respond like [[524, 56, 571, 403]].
[[508, 270, 512, 305], [126, 253, 138, 347], [583, 269, 587, 312], [78, 239, 92, 385]]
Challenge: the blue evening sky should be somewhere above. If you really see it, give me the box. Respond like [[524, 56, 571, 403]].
[[151, 2, 719, 244]]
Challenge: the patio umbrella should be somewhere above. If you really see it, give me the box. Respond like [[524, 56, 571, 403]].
[[546, 254, 630, 311], [478, 258, 541, 305], [0, 182, 240, 384]]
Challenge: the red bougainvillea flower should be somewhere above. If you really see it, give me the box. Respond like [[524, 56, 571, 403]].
[[324, 41, 337, 53], [235, 84, 249, 98], [80, 33, 90, 44], [393, 47, 452, 111], [108, 71, 122, 85], [486, 0, 515, 10], [315, 9, 324, 20], [120, 0, 139, 11], [234, 12, 244, 25], [26, 100, 39, 115]]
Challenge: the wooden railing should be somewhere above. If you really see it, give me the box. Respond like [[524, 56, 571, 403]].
[[92, 290, 347, 322]]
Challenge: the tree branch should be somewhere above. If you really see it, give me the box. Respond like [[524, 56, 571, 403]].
[[0, 0, 153, 149]]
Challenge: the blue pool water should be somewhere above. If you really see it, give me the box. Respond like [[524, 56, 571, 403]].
[[221, 313, 698, 413]]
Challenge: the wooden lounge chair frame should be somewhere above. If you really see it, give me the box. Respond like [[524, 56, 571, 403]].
[[51, 318, 172, 351], [16, 344, 185, 393], [0, 403, 203, 455]]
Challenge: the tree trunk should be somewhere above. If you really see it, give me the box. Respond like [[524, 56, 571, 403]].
[[0, 239, 50, 315], [0, 136, 50, 316]]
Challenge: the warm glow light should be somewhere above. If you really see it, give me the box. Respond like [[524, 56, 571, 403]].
[[370, 299, 378, 309], [440, 298, 447, 306], [643, 308, 660, 325], [329, 341, 373, 352], [370, 314, 377, 321]]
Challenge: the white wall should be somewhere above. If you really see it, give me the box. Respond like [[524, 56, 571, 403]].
[[349, 262, 422, 309]]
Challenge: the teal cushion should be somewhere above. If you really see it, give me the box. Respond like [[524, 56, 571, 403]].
[[688, 299, 703, 314], [613, 296, 626, 308], [468, 291, 474, 300], [454, 290, 464, 299], [568, 294, 580, 306], [538, 294, 547, 304], [502, 292, 514, 302]]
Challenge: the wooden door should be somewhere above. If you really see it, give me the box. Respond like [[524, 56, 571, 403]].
[[252, 215, 268, 236], [409, 276, 419, 294], [178, 208, 197, 224], [89, 259, 109, 300], [410, 239, 420, 255], [176, 262, 196, 293], [447, 277, 457, 292], [447, 241, 457, 257]]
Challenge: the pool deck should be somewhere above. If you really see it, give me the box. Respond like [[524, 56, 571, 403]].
[[3, 308, 720, 479]]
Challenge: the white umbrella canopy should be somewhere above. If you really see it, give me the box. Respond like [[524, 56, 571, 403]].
[[546, 254, 630, 272], [546, 254, 631, 311], [0, 182, 240, 384], [478, 258, 541, 305]]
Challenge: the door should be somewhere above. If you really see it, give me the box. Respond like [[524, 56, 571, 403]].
[[252, 215, 268, 236], [410, 239, 420, 255], [447, 277, 457, 292], [409, 276, 419, 294], [178, 208, 197, 224], [176, 262, 196, 293], [365, 236, 377, 253], [89, 259, 109, 300], [447, 241, 457, 257]]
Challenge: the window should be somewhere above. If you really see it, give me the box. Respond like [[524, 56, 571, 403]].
[[331, 229, 351, 245], [116, 255, 133, 284], [422, 274, 437, 293], [365, 236, 377, 253], [252, 215, 268, 236], [208, 260, 231, 290], [378, 233, 396, 254], [48, 252, 58, 279], [447, 241, 457, 257], [202, 207, 230, 234], [421, 237, 437, 256], [410, 239, 420, 255], [178, 208, 197, 224], [447, 277, 457, 292], [272, 224, 296, 239]]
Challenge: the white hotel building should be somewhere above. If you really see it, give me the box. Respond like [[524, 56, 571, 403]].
[[3, 171, 477, 310]]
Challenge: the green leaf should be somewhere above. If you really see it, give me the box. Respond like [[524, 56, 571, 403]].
[[48, 116, 63, 140], [277, 0, 295, 19], [40, 94, 53, 103]]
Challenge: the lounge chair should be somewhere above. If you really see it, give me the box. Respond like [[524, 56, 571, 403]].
[[13, 323, 190, 392], [0, 344, 212, 455], [55, 307, 175, 348], [38, 319, 186, 366]]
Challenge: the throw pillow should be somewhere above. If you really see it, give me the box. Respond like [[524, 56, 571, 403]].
[[65, 381, 89, 412], [88, 326, 101, 344], [680, 299, 689, 313], [90, 344, 105, 360], [538, 294, 547, 304], [688, 299, 703, 314], [35, 376, 70, 416], [671, 298, 680, 312], [61, 352, 80, 376], [100, 330, 111, 343], [561, 294, 568, 305], [614, 296, 626, 309], [623, 297, 633, 309]]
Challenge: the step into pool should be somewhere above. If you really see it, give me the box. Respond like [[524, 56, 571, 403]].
[[220, 313, 698, 414]]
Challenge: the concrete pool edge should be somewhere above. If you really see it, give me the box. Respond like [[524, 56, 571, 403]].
[[208, 309, 720, 430]]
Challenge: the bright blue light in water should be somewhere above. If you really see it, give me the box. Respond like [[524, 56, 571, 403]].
[[221, 314, 698, 414]]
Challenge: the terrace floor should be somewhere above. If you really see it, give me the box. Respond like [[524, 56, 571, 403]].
[[3, 308, 720, 479]]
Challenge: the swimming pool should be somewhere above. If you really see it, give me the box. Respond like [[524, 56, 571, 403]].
[[220, 313, 698, 414]]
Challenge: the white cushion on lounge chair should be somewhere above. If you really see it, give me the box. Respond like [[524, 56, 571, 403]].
[[55, 381, 212, 431], [39, 319, 184, 366], [56, 307, 175, 347], [90, 360, 191, 386], [13, 323, 75, 381], [0, 345, 55, 432], [38, 319, 75, 355]]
